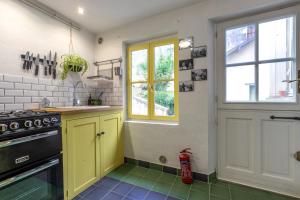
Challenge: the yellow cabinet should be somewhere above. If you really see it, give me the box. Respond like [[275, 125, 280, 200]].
[[66, 117, 101, 199], [62, 110, 123, 200], [100, 113, 123, 177]]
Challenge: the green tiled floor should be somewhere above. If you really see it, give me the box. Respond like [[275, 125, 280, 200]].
[[107, 163, 299, 200]]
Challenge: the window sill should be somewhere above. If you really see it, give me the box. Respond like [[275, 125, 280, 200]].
[[125, 120, 179, 126]]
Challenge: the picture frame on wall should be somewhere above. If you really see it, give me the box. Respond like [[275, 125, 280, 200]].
[[192, 69, 207, 81], [179, 59, 194, 71], [191, 45, 207, 58], [179, 81, 194, 92], [179, 37, 193, 50]]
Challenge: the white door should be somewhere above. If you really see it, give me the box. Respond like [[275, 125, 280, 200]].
[[216, 5, 300, 198]]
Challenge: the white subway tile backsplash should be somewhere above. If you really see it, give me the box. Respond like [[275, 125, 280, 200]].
[[23, 77, 38, 84], [0, 82, 14, 89], [4, 75, 22, 83], [15, 97, 31, 103], [15, 83, 31, 90], [0, 97, 14, 103], [24, 90, 39, 96], [39, 91, 52, 97], [59, 87, 69, 92], [53, 92, 63, 97], [24, 103, 40, 110], [0, 73, 121, 109], [47, 86, 59, 91], [32, 97, 43, 103], [32, 84, 46, 91], [5, 104, 23, 111], [5, 90, 23, 96], [39, 78, 52, 85]]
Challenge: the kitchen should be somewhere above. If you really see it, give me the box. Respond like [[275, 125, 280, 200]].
[[0, 0, 299, 200]]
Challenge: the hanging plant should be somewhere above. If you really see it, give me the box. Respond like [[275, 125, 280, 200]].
[[61, 27, 89, 80], [61, 54, 88, 80]]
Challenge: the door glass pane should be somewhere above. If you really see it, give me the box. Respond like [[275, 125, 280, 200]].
[[226, 65, 256, 102], [259, 61, 296, 102], [131, 49, 148, 81], [226, 24, 256, 64], [131, 83, 148, 115], [154, 44, 174, 80], [154, 81, 175, 116], [0, 168, 58, 200], [259, 17, 295, 60]]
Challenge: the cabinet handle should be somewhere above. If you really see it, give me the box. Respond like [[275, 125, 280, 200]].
[[96, 133, 101, 137], [101, 131, 105, 135]]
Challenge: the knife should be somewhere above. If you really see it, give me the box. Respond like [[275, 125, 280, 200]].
[[28, 53, 34, 70], [23, 51, 29, 70], [48, 51, 52, 75], [43, 55, 48, 76], [34, 54, 40, 76], [53, 52, 57, 79]]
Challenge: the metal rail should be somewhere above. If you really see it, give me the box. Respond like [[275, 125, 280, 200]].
[[94, 58, 122, 66], [19, 0, 80, 30]]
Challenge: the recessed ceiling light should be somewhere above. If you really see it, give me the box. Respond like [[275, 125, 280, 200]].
[[78, 7, 85, 15]]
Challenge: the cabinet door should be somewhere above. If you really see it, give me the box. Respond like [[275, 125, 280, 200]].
[[66, 117, 100, 199], [100, 113, 122, 177]]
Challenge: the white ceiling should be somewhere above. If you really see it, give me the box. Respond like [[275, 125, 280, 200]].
[[37, 0, 203, 33]]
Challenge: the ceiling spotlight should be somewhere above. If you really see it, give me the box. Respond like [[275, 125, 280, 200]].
[[78, 7, 85, 15]]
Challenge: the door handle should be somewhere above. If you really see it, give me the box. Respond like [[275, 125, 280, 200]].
[[96, 132, 105, 137], [294, 151, 300, 161]]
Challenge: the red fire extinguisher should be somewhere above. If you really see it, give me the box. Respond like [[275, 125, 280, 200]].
[[179, 148, 193, 184]]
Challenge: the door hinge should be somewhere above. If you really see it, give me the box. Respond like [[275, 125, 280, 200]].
[[66, 190, 68, 198]]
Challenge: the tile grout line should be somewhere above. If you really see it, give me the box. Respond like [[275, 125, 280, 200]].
[[228, 183, 233, 200]]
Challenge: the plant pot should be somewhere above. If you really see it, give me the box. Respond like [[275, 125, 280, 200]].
[[69, 65, 83, 72]]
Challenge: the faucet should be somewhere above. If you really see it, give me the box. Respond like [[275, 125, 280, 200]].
[[73, 81, 85, 106]]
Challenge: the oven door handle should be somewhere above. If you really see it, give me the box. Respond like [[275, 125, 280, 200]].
[[0, 159, 59, 189], [0, 130, 58, 148]]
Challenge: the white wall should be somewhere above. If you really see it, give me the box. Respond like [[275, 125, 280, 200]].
[[95, 0, 296, 174], [0, 0, 96, 81]]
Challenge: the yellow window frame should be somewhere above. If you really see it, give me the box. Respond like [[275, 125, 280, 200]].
[[127, 37, 179, 121]]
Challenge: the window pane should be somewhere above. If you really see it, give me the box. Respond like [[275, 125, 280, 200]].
[[131, 49, 148, 81], [259, 17, 295, 60], [154, 44, 174, 80], [259, 61, 296, 102], [226, 25, 256, 64], [154, 81, 175, 116], [131, 83, 148, 115], [226, 65, 256, 102]]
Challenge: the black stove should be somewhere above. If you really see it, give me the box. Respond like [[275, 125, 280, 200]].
[[0, 110, 60, 138], [0, 110, 63, 200]]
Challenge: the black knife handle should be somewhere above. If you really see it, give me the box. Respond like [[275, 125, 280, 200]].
[[23, 61, 27, 70], [34, 64, 39, 76], [44, 66, 48, 76], [53, 68, 57, 79], [49, 65, 52, 75]]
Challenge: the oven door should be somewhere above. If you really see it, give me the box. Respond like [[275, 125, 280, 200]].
[[0, 154, 63, 200]]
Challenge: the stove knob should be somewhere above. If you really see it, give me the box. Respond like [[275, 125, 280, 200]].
[[10, 122, 19, 130], [51, 117, 59, 124], [24, 120, 33, 128], [34, 119, 42, 127], [0, 124, 8, 132], [43, 118, 50, 125]]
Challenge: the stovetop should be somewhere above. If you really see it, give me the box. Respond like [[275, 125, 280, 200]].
[[0, 110, 50, 119], [0, 110, 61, 136]]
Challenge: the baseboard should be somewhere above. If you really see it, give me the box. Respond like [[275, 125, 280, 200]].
[[124, 157, 216, 183]]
